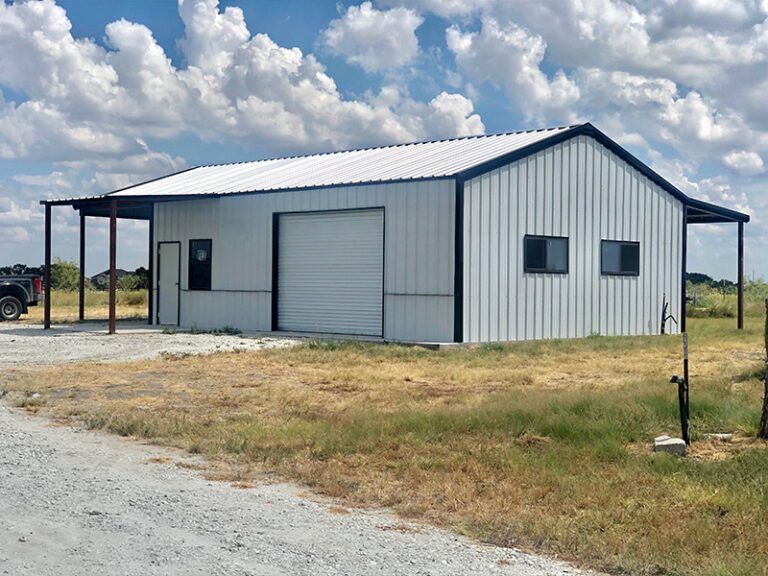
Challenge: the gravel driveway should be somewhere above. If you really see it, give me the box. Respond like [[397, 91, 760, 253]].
[[0, 404, 594, 576], [0, 322, 297, 365], [0, 322, 598, 575]]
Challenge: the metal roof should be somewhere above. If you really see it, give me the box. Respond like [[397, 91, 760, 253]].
[[44, 122, 749, 224], [80, 125, 579, 201]]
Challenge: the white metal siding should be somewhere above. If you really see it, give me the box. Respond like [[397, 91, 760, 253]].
[[278, 210, 384, 336], [152, 180, 454, 342], [463, 135, 684, 343]]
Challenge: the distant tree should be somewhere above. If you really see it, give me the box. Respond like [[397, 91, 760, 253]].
[[712, 278, 737, 294], [50, 258, 80, 291], [133, 267, 149, 290], [685, 272, 714, 285], [117, 273, 140, 291]]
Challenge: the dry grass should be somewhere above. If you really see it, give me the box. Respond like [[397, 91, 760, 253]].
[[145, 456, 174, 465], [2, 316, 768, 575], [22, 289, 148, 323]]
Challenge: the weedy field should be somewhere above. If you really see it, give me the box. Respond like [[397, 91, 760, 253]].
[[23, 289, 148, 323], [2, 316, 768, 576]]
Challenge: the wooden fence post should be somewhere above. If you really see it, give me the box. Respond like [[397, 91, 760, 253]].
[[757, 299, 768, 439]]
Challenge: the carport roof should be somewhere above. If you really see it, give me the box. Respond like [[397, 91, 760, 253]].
[[42, 122, 749, 224]]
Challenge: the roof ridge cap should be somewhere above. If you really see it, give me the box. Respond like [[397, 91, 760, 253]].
[[200, 124, 582, 169]]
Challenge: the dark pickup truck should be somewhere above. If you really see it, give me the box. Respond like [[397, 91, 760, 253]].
[[0, 275, 42, 321]]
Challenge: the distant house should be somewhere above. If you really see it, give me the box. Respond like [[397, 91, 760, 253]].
[[43, 123, 748, 342], [90, 269, 129, 290]]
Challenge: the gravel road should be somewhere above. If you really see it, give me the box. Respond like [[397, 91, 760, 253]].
[[0, 403, 595, 576], [0, 322, 297, 365], [0, 322, 599, 575]]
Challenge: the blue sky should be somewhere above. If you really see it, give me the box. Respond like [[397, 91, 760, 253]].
[[1, 0, 766, 280]]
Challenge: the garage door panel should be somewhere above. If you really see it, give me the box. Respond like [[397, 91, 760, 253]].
[[277, 209, 384, 336]]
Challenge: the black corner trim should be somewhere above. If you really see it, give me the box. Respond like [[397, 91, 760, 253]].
[[271, 213, 279, 331], [147, 204, 154, 325], [681, 206, 688, 333], [453, 179, 464, 343]]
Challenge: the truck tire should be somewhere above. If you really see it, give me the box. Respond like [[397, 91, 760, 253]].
[[0, 295, 22, 321]]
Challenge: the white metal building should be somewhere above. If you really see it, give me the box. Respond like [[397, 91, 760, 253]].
[[43, 123, 749, 342]]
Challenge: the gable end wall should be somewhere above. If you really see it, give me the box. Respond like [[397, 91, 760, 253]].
[[462, 134, 684, 342]]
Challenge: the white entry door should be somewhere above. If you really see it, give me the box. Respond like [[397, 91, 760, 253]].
[[157, 242, 180, 325], [277, 209, 384, 336]]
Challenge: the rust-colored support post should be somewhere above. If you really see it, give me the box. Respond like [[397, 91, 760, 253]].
[[108, 199, 117, 335], [44, 203, 52, 329], [738, 221, 744, 330], [79, 212, 86, 322]]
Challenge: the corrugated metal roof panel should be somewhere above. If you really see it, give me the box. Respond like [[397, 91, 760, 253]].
[[46, 123, 751, 224], [90, 125, 577, 200]]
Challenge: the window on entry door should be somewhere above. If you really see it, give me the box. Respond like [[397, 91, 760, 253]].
[[189, 239, 212, 290]]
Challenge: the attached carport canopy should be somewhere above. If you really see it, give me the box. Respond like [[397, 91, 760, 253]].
[[47, 197, 154, 220], [685, 197, 749, 224], [40, 196, 154, 335]]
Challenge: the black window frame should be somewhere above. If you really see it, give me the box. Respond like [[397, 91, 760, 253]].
[[188, 238, 212, 291], [600, 240, 640, 277], [523, 234, 569, 274]]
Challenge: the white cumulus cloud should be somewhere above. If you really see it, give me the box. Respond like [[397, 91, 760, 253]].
[[323, 2, 424, 72], [0, 0, 484, 161], [723, 150, 765, 175], [379, 0, 493, 18], [446, 18, 580, 122]]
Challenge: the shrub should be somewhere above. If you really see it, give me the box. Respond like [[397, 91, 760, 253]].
[[50, 258, 80, 291], [117, 273, 140, 292]]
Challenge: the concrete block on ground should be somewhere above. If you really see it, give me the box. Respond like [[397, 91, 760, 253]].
[[654, 435, 687, 456]]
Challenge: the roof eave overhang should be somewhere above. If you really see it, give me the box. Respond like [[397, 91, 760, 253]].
[[685, 197, 749, 224], [39, 197, 154, 220], [40, 176, 459, 210]]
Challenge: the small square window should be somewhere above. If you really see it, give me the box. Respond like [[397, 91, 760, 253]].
[[524, 235, 568, 274], [189, 239, 212, 290], [601, 240, 639, 276]]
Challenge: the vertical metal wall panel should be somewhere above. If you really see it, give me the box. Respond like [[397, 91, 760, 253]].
[[463, 135, 684, 343], [154, 179, 454, 341]]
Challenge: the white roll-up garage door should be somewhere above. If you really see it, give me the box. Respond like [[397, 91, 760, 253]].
[[277, 209, 384, 336]]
